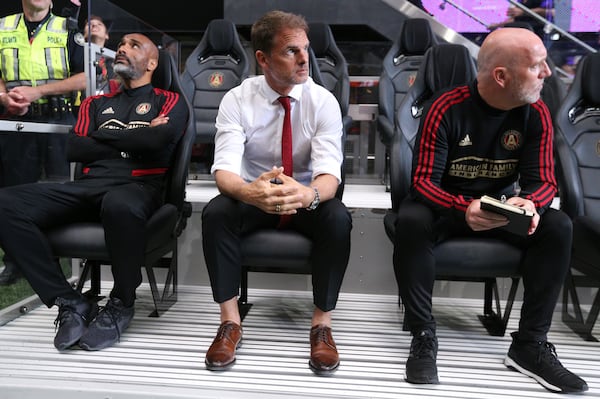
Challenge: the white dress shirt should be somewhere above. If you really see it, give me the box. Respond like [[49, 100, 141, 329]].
[[212, 75, 343, 186]]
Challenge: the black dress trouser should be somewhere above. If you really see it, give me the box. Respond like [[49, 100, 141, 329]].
[[0, 177, 162, 307], [392, 197, 572, 342], [202, 194, 353, 312]]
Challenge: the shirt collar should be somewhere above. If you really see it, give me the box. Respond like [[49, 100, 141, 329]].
[[122, 83, 154, 96], [262, 77, 305, 105]]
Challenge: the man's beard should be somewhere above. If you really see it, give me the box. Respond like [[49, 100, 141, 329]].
[[113, 63, 142, 80], [513, 77, 543, 104]]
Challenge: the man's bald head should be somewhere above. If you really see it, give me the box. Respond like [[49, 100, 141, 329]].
[[476, 28, 551, 109], [113, 33, 160, 88], [477, 28, 544, 78], [122, 33, 159, 63]]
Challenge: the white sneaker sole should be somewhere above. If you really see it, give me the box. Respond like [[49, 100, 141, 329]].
[[504, 354, 561, 392]]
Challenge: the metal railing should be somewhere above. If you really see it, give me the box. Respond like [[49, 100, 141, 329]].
[[507, 0, 597, 54]]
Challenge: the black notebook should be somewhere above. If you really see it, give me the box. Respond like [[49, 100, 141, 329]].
[[480, 195, 534, 237]]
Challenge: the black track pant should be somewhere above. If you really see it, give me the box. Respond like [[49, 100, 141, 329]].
[[393, 198, 571, 342], [0, 178, 162, 307]]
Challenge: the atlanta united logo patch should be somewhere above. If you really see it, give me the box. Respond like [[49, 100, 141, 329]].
[[501, 130, 522, 151], [136, 103, 151, 115], [209, 72, 224, 88]]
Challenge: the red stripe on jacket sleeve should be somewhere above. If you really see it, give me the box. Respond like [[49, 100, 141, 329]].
[[413, 86, 471, 211], [153, 88, 180, 116], [529, 101, 557, 207], [74, 96, 93, 136]]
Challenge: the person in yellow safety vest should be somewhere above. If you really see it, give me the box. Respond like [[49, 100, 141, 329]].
[[0, 0, 86, 287]]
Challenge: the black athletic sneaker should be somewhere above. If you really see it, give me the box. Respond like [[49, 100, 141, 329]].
[[0, 260, 22, 286], [504, 332, 588, 393], [78, 297, 134, 351], [53, 297, 99, 351], [405, 329, 439, 384]]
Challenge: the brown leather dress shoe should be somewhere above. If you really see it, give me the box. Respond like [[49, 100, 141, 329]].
[[205, 321, 242, 371], [309, 324, 339, 375]]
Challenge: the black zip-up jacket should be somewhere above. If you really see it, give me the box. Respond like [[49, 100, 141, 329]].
[[67, 84, 188, 182]]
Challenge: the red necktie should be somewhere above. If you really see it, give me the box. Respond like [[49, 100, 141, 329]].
[[278, 96, 293, 176], [278, 96, 293, 227]]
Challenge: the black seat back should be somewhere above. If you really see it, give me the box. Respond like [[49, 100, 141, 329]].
[[378, 18, 438, 147], [555, 52, 600, 221], [154, 49, 195, 216], [180, 19, 250, 145], [307, 22, 350, 119], [541, 56, 568, 119], [307, 23, 350, 198], [390, 44, 477, 211], [554, 51, 600, 341]]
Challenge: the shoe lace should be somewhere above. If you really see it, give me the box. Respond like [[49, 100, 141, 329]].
[[217, 323, 235, 340], [537, 341, 563, 367], [411, 332, 436, 359], [97, 300, 125, 341], [54, 303, 71, 331], [53, 302, 89, 331], [312, 326, 331, 345]]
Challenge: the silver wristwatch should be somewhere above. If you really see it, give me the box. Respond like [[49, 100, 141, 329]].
[[306, 187, 320, 211]]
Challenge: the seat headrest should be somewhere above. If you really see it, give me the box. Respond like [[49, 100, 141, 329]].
[[399, 18, 437, 55], [207, 19, 236, 53], [151, 49, 173, 90], [582, 53, 600, 107], [424, 44, 476, 93], [308, 23, 331, 55]]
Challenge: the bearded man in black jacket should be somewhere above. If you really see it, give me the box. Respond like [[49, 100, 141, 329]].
[[0, 33, 188, 352]]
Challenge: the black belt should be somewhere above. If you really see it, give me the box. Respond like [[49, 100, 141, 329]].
[[26, 96, 73, 120]]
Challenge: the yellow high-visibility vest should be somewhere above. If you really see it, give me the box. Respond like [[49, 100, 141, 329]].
[[0, 13, 71, 90]]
